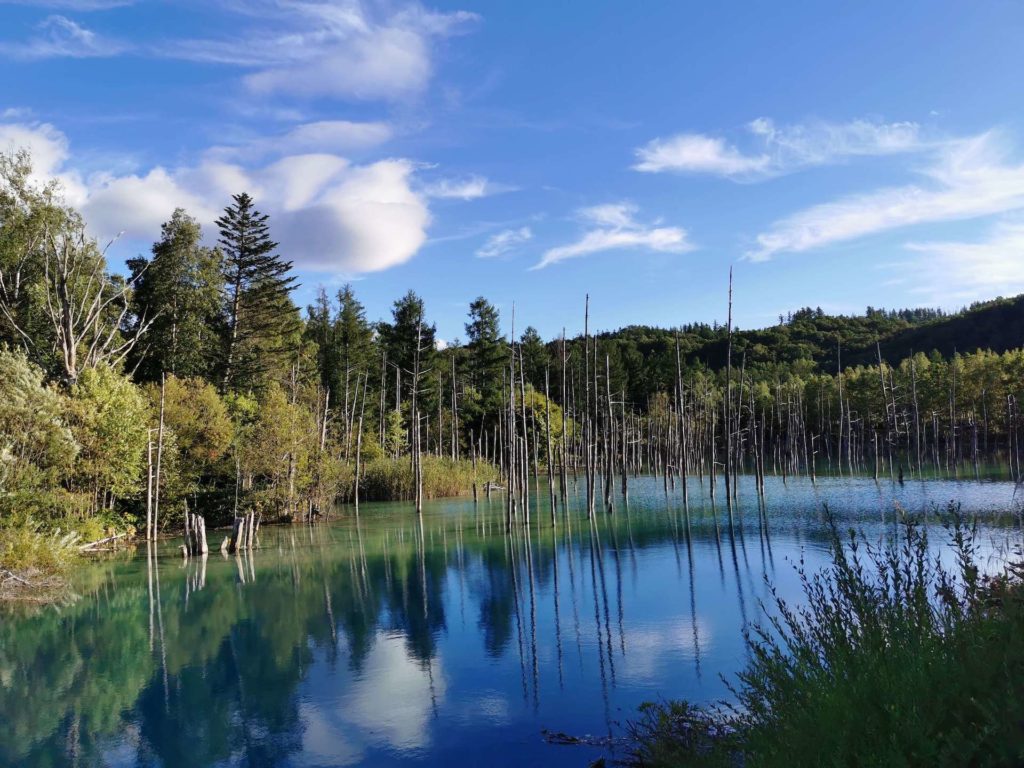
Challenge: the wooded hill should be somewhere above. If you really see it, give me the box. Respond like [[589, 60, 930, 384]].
[[574, 295, 1024, 408]]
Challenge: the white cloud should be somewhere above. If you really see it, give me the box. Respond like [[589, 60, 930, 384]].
[[0, 14, 127, 59], [423, 174, 511, 200], [0, 120, 88, 202], [207, 120, 394, 161], [747, 131, 1024, 261], [533, 202, 693, 270], [634, 117, 923, 178], [901, 220, 1024, 303], [634, 134, 771, 177], [0, 107, 34, 120], [476, 226, 532, 258], [4, 120, 431, 275], [159, 1, 479, 102]]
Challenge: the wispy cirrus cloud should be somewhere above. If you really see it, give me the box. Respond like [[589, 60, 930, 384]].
[[476, 226, 532, 258], [1, 2, 478, 103], [206, 120, 394, 161], [0, 0, 134, 8], [424, 174, 514, 200], [633, 117, 924, 179], [899, 219, 1024, 304], [157, 1, 479, 102], [533, 203, 693, 270], [747, 131, 1024, 261], [0, 14, 127, 59]]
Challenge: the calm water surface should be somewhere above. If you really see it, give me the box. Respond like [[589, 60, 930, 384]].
[[2, 476, 1021, 767]]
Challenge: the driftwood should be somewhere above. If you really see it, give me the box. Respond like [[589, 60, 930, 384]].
[[79, 532, 127, 551], [0, 568, 33, 587]]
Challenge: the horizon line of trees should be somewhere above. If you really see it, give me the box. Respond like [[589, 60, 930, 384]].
[[2, 149, 1023, 539]]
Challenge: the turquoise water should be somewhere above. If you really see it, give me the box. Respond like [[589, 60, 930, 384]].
[[1, 476, 1020, 767]]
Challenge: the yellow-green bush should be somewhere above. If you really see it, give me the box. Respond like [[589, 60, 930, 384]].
[[359, 456, 498, 502]]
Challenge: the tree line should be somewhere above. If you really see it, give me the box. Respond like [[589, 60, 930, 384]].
[[2, 148, 1023, 542]]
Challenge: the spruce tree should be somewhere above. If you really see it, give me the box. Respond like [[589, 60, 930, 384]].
[[519, 325, 549, 391], [380, 290, 436, 417], [304, 283, 374, 400], [465, 297, 505, 422], [127, 208, 222, 382], [216, 193, 299, 391]]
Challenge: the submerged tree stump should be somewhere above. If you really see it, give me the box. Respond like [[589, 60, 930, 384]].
[[182, 509, 208, 556], [228, 511, 260, 554]]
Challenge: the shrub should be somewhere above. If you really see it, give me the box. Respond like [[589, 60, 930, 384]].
[[625, 508, 1024, 768]]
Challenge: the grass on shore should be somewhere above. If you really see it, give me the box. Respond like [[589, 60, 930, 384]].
[[625, 506, 1024, 768], [0, 519, 82, 604]]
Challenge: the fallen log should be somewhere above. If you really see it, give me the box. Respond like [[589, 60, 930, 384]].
[[79, 533, 127, 551]]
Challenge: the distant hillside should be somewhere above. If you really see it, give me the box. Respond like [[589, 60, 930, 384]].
[[853, 295, 1024, 365], [549, 294, 1024, 404]]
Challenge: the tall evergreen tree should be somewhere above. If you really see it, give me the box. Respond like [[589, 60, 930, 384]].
[[305, 288, 336, 395], [464, 297, 505, 423], [215, 193, 299, 391], [519, 325, 548, 391], [335, 283, 375, 377], [127, 209, 222, 382], [380, 290, 436, 408], [304, 283, 375, 401]]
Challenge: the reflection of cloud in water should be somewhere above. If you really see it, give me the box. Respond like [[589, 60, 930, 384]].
[[300, 631, 446, 765], [617, 618, 713, 684], [449, 691, 510, 727]]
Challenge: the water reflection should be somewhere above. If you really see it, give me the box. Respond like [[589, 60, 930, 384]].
[[0, 476, 1020, 767]]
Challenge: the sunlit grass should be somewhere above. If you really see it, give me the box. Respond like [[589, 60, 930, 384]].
[[626, 505, 1024, 767]]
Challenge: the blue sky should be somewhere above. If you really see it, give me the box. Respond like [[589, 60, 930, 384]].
[[3, 1, 1024, 342]]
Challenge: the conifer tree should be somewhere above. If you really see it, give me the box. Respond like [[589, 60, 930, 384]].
[[127, 208, 222, 381], [465, 297, 505, 422], [216, 193, 299, 391]]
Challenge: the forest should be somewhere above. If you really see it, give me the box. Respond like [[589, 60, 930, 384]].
[[2, 147, 1024, 571]]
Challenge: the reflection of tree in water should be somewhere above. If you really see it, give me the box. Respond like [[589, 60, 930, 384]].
[[379, 543, 448, 664], [0, 495, 800, 767], [474, 543, 517, 657], [136, 619, 306, 768], [0, 583, 154, 767]]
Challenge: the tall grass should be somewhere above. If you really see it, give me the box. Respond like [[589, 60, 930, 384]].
[[626, 507, 1024, 767], [0, 518, 81, 603], [358, 456, 499, 503]]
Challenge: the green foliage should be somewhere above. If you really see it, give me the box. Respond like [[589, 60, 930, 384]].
[[0, 518, 80, 575], [304, 283, 376, 400], [67, 365, 149, 513], [127, 208, 223, 381], [217, 192, 300, 391], [0, 346, 76, 502], [0, 151, 67, 365], [380, 289, 436, 404], [464, 296, 505, 421], [382, 409, 407, 458], [146, 375, 232, 523], [238, 382, 315, 515], [625, 509, 1024, 768]]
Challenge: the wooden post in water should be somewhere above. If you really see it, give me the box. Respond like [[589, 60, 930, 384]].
[[545, 366, 556, 522], [153, 372, 166, 540], [724, 268, 734, 514], [146, 433, 154, 542]]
